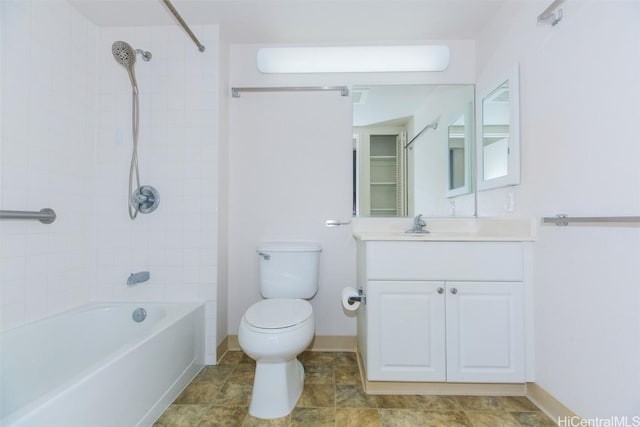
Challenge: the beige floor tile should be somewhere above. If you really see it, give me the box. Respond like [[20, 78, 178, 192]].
[[335, 352, 358, 366], [219, 351, 244, 365], [303, 364, 335, 384], [193, 365, 235, 383], [420, 410, 474, 427], [375, 394, 421, 409], [336, 408, 381, 426], [335, 384, 378, 408], [296, 384, 335, 408], [510, 411, 558, 426], [335, 363, 361, 385], [464, 410, 521, 427], [415, 395, 461, 411], [227, 362, 256, 386], [215, 383, 253, 406], [302, 351, 335, 366], [379, 408, 429, 427], [153, 404, 209, 427], [174, 382, 219, 405], [197, 406, 248, 427], [290, 407, 335, 426], [455, 395, 505, 411]]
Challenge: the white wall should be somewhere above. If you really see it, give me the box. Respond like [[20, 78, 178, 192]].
[[476, 1, 640, 418], [1, 2, 220, 364], [226, 42, 476, 337], [1, 0, 98, 330]]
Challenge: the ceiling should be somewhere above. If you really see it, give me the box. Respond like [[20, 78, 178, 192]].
[[69, 0, 507, 43]]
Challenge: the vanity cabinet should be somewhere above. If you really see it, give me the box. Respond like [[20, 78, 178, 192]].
[[357, 240, 526, 384]]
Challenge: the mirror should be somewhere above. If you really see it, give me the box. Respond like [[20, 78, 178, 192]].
[[478, 64, 520, 190], [446, 102, 473, 198], [353, 84, 475, 217]]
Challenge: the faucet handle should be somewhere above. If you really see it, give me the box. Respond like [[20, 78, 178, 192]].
[[127, 271, 150, 286]]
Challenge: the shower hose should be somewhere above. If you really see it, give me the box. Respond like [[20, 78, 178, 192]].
[[128, 87, 141, 220]]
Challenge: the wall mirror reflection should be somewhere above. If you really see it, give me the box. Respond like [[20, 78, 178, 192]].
[[446, 103, 473, 198], [353, 84, 475, 217], [478, 65, 520, 190]]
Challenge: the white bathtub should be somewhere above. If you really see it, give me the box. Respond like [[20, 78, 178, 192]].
[[0, 302, 205, 427]]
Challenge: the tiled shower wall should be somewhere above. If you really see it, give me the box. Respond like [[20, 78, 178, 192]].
[[94, 24, 219, 363], [1, 1, 98, 329], [1, 1, 219, 364]]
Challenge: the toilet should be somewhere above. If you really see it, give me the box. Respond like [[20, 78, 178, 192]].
[[238, 241, 321, 419]]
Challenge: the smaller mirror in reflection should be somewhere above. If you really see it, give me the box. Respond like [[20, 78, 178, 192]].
[[446, 103, 472, 197], [448, 116, 466, 190], [482, 80, 510, 181]]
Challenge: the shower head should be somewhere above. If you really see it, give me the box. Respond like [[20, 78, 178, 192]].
[[112, 41, 138, 89]]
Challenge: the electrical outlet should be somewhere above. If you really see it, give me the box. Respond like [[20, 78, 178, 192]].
[[505, 190, 515, 213]]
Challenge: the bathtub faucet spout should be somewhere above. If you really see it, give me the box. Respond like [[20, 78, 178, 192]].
[[127, 271, 150, 286]]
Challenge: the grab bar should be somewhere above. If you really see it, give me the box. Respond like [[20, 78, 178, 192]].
[[0, 208, 57, 224], [543, 214, 640, 226]]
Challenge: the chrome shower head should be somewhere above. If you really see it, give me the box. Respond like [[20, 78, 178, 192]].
[[112, 41, 138, 89]]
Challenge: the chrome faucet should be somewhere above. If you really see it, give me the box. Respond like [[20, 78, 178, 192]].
[[127, 271, 150, 286], [406, 214, 430, 234]]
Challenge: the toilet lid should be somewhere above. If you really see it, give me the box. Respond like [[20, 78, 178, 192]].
[[245, 299, 312, 329]]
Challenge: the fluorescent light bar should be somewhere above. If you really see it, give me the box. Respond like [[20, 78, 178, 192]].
[[256, 46, 450, 73]]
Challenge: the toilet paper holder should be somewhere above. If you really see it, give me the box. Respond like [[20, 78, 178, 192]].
[[348, 288, 366, 305]]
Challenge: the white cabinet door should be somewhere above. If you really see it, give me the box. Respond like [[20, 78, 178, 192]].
[[367, 281, 446, 381], [445, 281, 525, 383]]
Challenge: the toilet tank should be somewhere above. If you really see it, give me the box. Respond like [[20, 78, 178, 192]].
[[257, 242, 322, 299]]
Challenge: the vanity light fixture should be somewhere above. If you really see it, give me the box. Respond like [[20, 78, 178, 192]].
[[256, 46, 450, 73]]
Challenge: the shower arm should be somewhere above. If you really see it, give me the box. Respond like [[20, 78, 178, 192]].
[[403, 119, 439, 150], [161, 0, 206, 52]]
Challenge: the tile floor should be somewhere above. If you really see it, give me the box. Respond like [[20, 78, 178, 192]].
[[154, 351, 557, 426]]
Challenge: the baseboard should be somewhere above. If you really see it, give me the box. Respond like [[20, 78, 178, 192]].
[[216, 336, 229, 363], [308, 335, 358, 352], [526, 382, 578, 424], [364, 380, 527, 396], [355, 349, 526, 395], [224, 335, 357, 353]]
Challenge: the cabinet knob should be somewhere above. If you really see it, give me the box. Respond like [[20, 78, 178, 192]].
[[437, 287, 444, 294], [450, 287, 458, 295]]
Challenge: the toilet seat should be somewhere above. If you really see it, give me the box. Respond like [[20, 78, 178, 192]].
[[245, 299, 312, 329]]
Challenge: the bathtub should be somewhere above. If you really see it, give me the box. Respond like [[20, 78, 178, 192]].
[[0, 302, 205, 427]]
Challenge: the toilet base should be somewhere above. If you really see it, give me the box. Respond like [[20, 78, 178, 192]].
[[248, 358, 305, 419]]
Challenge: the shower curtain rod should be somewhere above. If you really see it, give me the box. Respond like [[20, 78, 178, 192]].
[[161, 0, 205, 52]]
